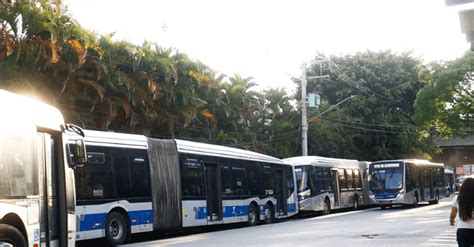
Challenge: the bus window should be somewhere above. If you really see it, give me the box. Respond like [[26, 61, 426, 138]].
[[247, 162, 261, 196], [353, 169, 362, 189], [220, 161, 233, 196], [422, 168, 431, 188], [0, 131, 38, 198], [264, 166, 274, 195], [114, 152, 132, 198], [181, 158, 205, 197], [129, 152, 151, 197], [323, 168, 332, 191], [405, 164, 413, 191], [435, 168, 445, 187], [295, 166, 310, 193], [76, 146, 115, 200], [311, 167, 324, 195], [286, 166, 294, 198], [231, 161, 248, 195], [346, 169, 354, 190], [338, 169, 347, 190]]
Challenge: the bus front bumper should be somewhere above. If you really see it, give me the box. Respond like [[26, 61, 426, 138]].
[[369, 193, 405, 206]]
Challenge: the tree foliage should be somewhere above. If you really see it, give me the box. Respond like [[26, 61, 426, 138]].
[[1, 1, 469, 161], [303, 51, 437, 160], [414, 51, 473, 137]]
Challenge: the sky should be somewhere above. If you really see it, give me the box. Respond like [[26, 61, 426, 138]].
[[63, 0, 471, 93]]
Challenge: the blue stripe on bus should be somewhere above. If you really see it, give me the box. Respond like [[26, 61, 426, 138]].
[[288, 203, 297, 213], [79, 209, 153, 232]]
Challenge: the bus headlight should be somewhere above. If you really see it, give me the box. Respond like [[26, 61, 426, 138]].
[[298, 190, 311, 201], [369, 191, 375, 199]]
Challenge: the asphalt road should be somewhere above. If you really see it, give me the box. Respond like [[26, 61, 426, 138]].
[[118, 196, 457, 247]]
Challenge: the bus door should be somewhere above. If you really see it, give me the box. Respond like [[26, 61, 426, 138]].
[[274, 169, 288, 216], [37, 132, 65, 246], [331, 169, 340, 207], [204, 163, 222, 222]]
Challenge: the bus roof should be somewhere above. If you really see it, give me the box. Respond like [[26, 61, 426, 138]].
[[283, 156, 360, 168], [370, 159, 444, 167], [74, 130, 284, 164], [75, 130, 148, 148], [175, 139, 285, 164], [0, 89, 64, 131]]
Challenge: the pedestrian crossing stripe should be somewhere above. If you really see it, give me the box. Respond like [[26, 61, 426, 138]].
[[422, 229, 457, 247]]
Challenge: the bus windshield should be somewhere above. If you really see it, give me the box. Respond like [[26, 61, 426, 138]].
[[369, 163, 404, 193], [0, 130, 38, 199], [295, 166, 309, 193]]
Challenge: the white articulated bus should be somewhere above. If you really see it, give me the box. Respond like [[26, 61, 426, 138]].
[[68, 130, 298, 245], [283, 156, 367, 215], [368, 159, 446, 209], [0, 90, 86, 247]]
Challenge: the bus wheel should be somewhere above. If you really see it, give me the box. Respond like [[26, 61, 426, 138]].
[[322, 198, 331, 215], [264, 203, 275, 224], [0, 224, 27, 247], [413, 194, 419, 208], [248, 204, 259, 226], [430, 191, 439, 205], [105, 211, 129, 245]]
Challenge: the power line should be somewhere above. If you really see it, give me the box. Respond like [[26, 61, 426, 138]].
[[319, 116, 419, 129], [328, 60, 396, 105]]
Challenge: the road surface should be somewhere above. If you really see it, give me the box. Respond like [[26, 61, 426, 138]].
[[117, 196, 457, 247]]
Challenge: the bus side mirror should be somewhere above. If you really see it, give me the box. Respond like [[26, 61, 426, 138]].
[[74, 139, 87, 168]]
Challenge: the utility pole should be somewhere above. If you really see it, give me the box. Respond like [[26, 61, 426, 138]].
[[300, 59, 330, 156], [301, 63, 309, 156]]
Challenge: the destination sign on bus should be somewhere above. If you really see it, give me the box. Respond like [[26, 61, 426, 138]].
[[373, 163, 400, 169]]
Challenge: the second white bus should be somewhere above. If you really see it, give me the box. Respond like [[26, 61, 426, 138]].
[[283, 156, 367, 215]]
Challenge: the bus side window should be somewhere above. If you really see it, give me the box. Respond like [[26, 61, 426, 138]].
[[247, 161, 261, 196], [346, 169, 354, 190], [76, 146, 115, 200], [311, 167, 324, 195], [286, 166, 294, 198], [264, 166, 274, 195], [220, 160, 233, 196], [181, 156, 204, 197], [114, 151, 132, 198], [353, 169, 362, 190], [338, 169, 347, 191], [231, 160, 248, 196], [406, 165, 413, 191], [129, 151, 151, 198], [323, 168, 332, 191]]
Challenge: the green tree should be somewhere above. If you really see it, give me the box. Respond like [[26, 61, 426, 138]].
[[303, 51, 436, 160], [414, 51, 473, 137]]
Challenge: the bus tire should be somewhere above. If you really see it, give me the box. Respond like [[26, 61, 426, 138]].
[[322, 198, 331, 215], [264, 203, 275, 224], [0, 224, 27, 247], [412, 193, 419, 208], [248, 203, 259, 226], [105, 211, 129, 246], [430, 191, 439, 205]]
